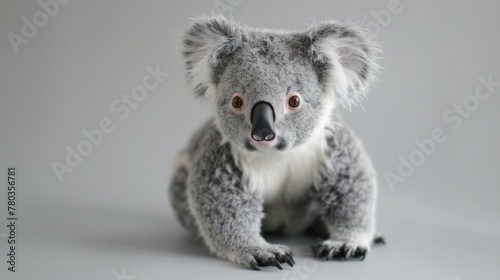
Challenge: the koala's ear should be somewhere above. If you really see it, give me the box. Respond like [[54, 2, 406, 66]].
[[183, 15, 244, 99], [305, 21, 381, 108]]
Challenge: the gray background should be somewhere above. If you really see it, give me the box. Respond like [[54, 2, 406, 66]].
[[1, 0, 499, 279]]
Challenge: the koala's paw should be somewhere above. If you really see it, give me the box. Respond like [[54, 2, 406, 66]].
[[236, 244, 295, 271], [311, 240, 369, 261]]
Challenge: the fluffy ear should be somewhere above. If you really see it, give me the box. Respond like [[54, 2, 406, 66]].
[[183, 15, 244, 99], [305, 21, 381, 108]]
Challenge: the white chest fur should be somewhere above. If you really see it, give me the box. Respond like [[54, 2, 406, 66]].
[[233, 129, 329, 202]]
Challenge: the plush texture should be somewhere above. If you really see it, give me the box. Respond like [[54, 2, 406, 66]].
[[169, 15, 383, 270]]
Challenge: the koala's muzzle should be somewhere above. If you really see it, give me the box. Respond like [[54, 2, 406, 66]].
[[251, 102, 276, 142]]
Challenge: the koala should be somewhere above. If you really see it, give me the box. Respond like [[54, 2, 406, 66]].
[[169, 15, 384, 270]]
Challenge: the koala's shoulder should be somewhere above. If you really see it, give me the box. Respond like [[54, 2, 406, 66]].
[[323, 114, 369, 168]]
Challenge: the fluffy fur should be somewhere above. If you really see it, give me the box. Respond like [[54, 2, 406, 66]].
[[169, 15, 383, 270]]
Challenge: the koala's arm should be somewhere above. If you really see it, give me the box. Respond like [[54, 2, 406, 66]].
[[312, 121, 379, 259], [187, 124, 294, 269]]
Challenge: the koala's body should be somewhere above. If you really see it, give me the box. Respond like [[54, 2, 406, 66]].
[[169, 15, 384, 270]]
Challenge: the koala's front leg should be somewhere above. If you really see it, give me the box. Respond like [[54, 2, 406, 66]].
[[188, 145, 294, 270], [312, 125, 383, 261]]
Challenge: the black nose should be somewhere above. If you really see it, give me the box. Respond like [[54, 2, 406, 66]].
[[251, 102, 275, 142]]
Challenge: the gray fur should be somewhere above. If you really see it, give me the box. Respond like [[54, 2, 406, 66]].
[[169, 15, 382, 269]]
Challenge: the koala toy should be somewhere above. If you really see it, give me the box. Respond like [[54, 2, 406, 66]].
[[169, 15, 384, 270]]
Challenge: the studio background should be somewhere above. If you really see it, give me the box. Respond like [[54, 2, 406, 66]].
[[1, 0, 499, 279]]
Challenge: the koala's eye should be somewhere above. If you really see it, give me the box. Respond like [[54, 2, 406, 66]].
[[232, 96, 243, 108], [286, 93, 302, 112], [288, 96, 300, 108], [230, 93, 245, 114]]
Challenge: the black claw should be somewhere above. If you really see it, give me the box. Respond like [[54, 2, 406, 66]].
[[318, 246, 329, 258], [359, 250, 367, 261], [353, 248, 367, 260], [344, 248, 355, 260], [320, 248, 329, 258], [257, 258, 283, 270], [272, 259, 283, 270], [287, 254, 296, 265], [279, 254, 294, 267], [326, 247, 339, 260], [337, 246, 346, 260], [250, 260, 260, 271], [373, 236, 386, 245]]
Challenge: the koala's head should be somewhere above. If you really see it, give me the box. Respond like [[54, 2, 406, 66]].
[[182, 16, 380, 152]]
